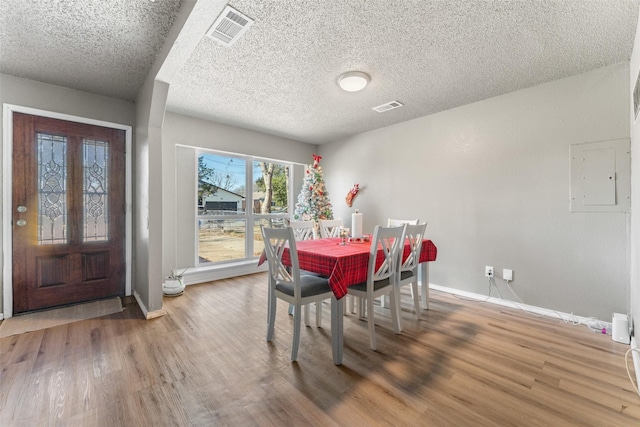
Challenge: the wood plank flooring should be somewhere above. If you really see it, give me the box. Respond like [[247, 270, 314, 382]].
[[1, 272, 639, 426]]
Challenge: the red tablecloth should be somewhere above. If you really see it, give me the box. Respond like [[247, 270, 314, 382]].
[[269, 237, 437, 300]]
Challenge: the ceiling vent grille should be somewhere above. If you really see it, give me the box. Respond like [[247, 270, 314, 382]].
[[372, 101, 404, 113], [206, 6, 254, 47]]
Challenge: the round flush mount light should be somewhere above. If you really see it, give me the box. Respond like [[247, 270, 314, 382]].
[[338, 71, 370, 92]]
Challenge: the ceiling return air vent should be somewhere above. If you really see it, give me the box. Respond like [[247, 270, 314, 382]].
[[206, 6, 254, 47], [372, 101, 404, 113]]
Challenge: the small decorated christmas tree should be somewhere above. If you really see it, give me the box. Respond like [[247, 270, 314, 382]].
[[294, 154, 334, 221]]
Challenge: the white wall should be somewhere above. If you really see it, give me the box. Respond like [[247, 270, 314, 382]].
[[320, 63, 630, 321], [133, 76, 169, 316], [131, 0, 199, 317], [629, 6, 640, 340], [162, 112, 317, 281]]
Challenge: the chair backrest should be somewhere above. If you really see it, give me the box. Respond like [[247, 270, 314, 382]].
[[399, 222, 428, 273], [387, 218, 419, 227], [368, 225, 405, 285], [289, 220, 317, 240], [318, 218, 344, 238], [261, 226, 301, 291]]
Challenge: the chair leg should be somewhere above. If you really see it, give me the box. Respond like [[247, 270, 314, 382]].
[[367, 296, 377, 350], [348, 295, 356, 314], [411, 281, 422, 319], [357, 297, 366, 319], [288, 303, 294, 315], [389, 288, 402, 334], [266, 289, 277, 341], [304, 304, 311, 327], [267, 277, 274, 323], [316, 301, 322, 328], [291, 303, 302, 361]]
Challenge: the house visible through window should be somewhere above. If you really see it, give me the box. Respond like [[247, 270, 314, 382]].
[[197, 151, 291, 265]]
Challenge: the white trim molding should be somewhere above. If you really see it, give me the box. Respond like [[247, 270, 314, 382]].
[[183, 260, 268, 286], [428, 283, 612, 330], [133, 290, 167, 320]]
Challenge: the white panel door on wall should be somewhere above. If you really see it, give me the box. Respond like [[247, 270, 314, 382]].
[[570, 139, 630, 213]]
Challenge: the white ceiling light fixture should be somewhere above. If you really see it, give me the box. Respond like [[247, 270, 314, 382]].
[[338, 71, 370, 92]]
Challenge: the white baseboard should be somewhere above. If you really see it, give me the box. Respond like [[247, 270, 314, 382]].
[[632, 337, 640, 389], [133, 290, 148, 317], [133, 290, 167, 320], [429, 283, 612, 330], [145, 308, 167, 319]]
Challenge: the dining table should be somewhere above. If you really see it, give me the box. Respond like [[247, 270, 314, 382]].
[[278, 236, 438, 365]]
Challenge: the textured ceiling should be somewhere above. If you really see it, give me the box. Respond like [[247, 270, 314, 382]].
[[0, 1, 638, 145], [0, 0, 181, 101], [167, 0, 640, 144]]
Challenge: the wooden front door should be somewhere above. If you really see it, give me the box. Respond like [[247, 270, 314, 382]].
[[12, 113, 126, 313]]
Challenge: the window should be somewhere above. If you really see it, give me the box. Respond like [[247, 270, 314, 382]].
[[37, 133, 67, 244], [196, 151, 292, 265]]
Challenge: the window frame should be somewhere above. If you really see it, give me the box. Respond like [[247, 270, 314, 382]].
[[195, 149, 294, 266]]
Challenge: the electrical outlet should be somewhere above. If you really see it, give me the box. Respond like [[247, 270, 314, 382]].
[[503, 269, 513, 282], [485, 266, 494, 278]]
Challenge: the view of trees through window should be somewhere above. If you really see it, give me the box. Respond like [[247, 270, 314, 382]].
[[197, 152, 290, 264], [254, 163, 289, 213]]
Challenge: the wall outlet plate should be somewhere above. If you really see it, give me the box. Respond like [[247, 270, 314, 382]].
[[485, 266, 494, 277], [503, 269, 513, 281]]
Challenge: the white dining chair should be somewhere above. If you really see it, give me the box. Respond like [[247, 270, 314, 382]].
[[381, 218, 420, 308], [394, 222, 428, 327], [318, 218, 343, 238], [347, 225, 404, 350], [288, 219, 324, 326], [289, 220, 318, 240], [318, 218, 359, 313], [387, 218, 419, 226], [261, 226, 334, 361]]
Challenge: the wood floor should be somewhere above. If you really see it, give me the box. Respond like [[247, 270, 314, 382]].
[[1, 272, 639, 426]]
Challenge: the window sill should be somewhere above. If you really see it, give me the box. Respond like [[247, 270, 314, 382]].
[[183, 259, 267, 286]]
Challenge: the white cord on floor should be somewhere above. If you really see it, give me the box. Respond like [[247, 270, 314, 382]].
[[625, 348, 640, 397]]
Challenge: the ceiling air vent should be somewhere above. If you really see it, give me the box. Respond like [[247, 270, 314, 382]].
[[372, 101, 404, 113], [206, 6, 254, 47]]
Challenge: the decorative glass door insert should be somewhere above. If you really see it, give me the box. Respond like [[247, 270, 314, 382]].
[[37, 133, 68, 245], [83, 139, 109, 242]]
